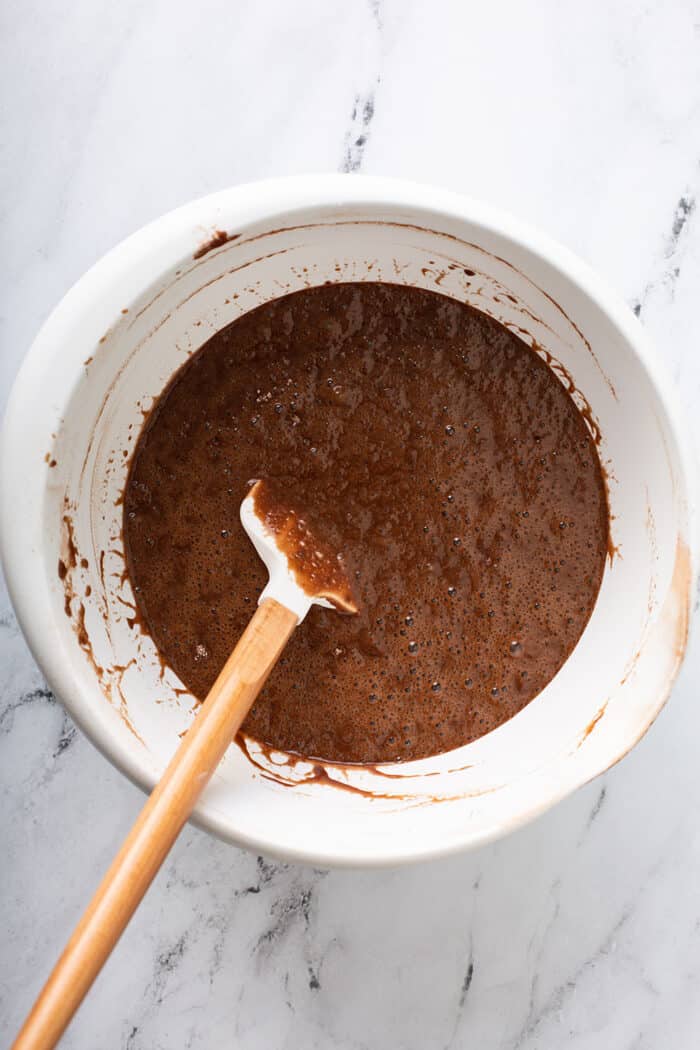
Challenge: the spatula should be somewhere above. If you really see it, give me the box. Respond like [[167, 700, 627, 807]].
[[13, 480, 357, 1050]]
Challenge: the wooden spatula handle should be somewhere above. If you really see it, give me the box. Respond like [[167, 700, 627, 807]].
[[13, 598, 298, 1050]]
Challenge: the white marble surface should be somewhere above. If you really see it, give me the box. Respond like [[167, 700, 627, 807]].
[[2, 1, 700, 1046]]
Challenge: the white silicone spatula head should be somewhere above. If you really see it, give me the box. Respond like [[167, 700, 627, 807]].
[[240, 479, 358, 622]]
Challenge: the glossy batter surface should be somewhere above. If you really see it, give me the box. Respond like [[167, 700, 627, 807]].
[[124, 282, 608, 763]]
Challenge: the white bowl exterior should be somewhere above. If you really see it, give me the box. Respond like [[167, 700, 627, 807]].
[[0, 176, 695, 866]]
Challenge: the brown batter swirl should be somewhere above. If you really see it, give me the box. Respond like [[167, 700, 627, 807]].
[[124, 282, 608, 764]]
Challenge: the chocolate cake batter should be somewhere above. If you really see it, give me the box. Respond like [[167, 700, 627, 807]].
[[124, 283, 608, 764]]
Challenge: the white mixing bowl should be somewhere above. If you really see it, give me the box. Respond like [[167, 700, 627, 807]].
[[1, 176, 695, 866]]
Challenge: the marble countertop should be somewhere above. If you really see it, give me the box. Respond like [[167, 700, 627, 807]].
[[2, 2, 700, 1047]]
